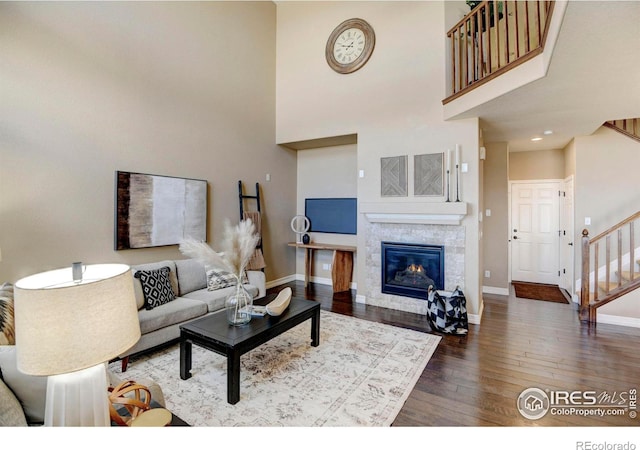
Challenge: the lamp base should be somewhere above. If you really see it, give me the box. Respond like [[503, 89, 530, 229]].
[[44, 363, 110, 426]]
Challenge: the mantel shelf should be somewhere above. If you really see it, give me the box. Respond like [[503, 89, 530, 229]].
[[360, 202, 468, 225]]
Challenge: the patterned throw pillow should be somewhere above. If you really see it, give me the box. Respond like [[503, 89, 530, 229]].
[[134, 267, 176, 310], [0, 283, 15, 346], [206, 269, 248, 291]]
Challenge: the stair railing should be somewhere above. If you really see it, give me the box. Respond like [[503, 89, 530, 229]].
[[580, 211, 640, 322], [603, 119, 640, 143], [444, 1, 555, 103]]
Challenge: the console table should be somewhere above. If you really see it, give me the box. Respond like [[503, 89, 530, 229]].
[[288, 242, 356, 292]]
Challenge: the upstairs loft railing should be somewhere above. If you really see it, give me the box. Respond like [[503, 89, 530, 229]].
[[603, 118, 640, 143], [580, 211, 640, 323], [444, 1, 555, 103]]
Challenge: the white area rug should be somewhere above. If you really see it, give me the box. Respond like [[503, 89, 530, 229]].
[[109, 311, 440, 426]]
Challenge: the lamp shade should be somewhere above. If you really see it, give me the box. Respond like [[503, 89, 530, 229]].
[[14, 264, 141, 376]]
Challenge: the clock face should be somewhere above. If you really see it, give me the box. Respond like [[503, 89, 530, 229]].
[[333, 28, 366, 65], [326, 18, 375, 74]]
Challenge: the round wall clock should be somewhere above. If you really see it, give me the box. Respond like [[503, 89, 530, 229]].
[[325, 18, 375, 74]]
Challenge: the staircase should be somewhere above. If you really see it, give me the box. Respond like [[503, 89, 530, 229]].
[[603, 118, 640, 143], [580, 211, 640, 323]]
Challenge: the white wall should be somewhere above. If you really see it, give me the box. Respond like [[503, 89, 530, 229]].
[[0, 2, 298, 283], [483, 142, 509, 290], [276, 2, 483, 316], [509, 148, 566, 180], [295, 145, 357, 282], [574, 126, 640, 321]]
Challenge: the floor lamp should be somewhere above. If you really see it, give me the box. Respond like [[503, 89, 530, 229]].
[[14, 263, 141, 426]]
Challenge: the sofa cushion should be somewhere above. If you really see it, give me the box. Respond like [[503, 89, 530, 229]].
[[135, 266, 176, 310], [182, 284, 259, 313], [131, 261, 179, 310], [246, 270, 266, 299], [0, 377, 27, 426], [137, 297, 207, 335], [0, 283, 15, 345], [174, 259, 207, 296], [0, 345, 47, 425]]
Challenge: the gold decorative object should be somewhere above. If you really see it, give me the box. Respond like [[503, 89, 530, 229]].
[[108, 380, 152, 426]]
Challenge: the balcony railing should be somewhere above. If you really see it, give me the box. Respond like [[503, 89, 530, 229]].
[[444, 1, 555, 103], [603, 118, 640, 143]]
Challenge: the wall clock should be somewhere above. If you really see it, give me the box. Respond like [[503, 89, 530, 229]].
[[325, 18, 375, 74]]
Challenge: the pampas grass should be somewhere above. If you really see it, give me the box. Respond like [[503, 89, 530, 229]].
[[179, 219, 259, 281]]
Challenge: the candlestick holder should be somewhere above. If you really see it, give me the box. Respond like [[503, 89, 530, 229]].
[[445, 170, 451, 202], [455, 164, 461, 202]]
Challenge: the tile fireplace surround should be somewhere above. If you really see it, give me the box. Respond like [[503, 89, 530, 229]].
[[360, 203, 467, 315]]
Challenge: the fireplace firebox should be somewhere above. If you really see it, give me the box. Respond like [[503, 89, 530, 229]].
[[381, 242, 444, 300]]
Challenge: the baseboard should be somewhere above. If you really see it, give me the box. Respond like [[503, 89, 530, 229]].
[[308, 275, 333, 286], [265, 275, 297, 290], [468, 299, 484, 325], [482, 286, 509, 296], [271, 274, 357, 290], [597, 313, 640, 329]]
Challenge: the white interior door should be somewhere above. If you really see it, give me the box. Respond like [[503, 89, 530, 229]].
[[511, 181, 561, 285], [560, 176, 575, 295]]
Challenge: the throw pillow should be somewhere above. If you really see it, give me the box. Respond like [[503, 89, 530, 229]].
[[134, 267, 176, 310], [0, 346, 47, 425], [0, 283, 15, 346], [206, 269, 248, 291], [0, 377, 27, 426]]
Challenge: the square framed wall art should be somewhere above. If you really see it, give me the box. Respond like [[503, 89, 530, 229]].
[[380, 155, 408, 197], [413, 152, 444, 197]]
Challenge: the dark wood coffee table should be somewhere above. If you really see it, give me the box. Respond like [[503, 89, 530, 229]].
[[179, 296, 320, 404]]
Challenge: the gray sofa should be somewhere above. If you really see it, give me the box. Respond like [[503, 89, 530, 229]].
[[0, 345, 166, 426], [120, 258, 266, 371]]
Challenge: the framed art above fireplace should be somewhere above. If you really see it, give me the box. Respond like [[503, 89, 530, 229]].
[[114, 171, 207, 250]]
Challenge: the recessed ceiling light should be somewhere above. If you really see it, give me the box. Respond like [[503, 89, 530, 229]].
[[543, 130, 553, 135], [531, 137, 543, 141]]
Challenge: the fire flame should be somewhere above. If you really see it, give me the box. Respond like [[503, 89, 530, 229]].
[[407, 264, 424, 273]]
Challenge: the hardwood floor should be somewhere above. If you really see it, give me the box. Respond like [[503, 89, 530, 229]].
[[268, 281, 640, 427]]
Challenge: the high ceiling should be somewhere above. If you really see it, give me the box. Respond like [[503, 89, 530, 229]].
[[450, 1, 640, 152]]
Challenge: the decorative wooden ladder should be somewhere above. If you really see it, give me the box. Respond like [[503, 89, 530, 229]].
[[238, 180, 265, 271], [580, 211, 640, 323]]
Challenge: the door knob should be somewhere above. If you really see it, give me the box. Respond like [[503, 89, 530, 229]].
[[568, 242, 573, 246], [513, 236, 518, 239]]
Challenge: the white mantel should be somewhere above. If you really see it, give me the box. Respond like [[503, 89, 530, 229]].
[[360, 201, 468, 225]]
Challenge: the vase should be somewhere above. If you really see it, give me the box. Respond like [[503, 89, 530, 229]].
[[226, 283, 252, 326]]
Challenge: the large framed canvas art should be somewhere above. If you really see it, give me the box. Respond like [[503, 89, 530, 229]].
[[115, 171, 207, 250]]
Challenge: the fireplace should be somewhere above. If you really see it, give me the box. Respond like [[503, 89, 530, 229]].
[[381, 242, 444, 300]]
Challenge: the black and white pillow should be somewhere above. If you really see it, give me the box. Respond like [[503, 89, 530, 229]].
[[135, 267, 176, 310], [206, 269, 248, 291]]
